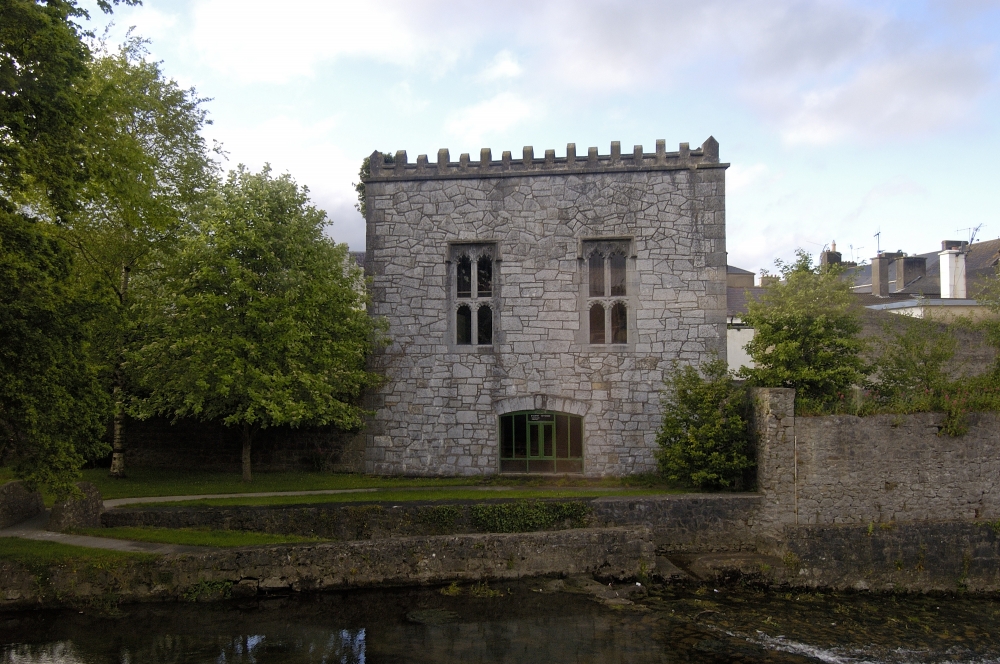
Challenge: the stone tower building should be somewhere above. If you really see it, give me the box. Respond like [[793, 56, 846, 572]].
[[363, 137, 728, 476]]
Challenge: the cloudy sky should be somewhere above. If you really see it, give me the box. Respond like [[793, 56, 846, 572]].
[[84, 0, 1000, 276]]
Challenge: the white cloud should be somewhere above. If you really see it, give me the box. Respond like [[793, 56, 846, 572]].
[[777, 52, 990, 145], [188, 0, 464, 83], [478, 51, 522, 81], [446, 93, 535, 145], [727, 163, 771, 192]]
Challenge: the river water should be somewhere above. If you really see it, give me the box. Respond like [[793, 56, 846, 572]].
[[2, 581, 999, 663]]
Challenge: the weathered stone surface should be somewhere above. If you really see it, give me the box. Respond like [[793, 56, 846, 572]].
[[0, 481, 43, 529], [364, 139, 729, 477], [48, 482, 104, 532], [752, 388, 1000, 532], [590, 494, 761, 552], [0, 527, 655, 609], [778, 521, 1000, 592]]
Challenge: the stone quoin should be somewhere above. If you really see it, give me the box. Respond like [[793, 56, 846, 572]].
[[362, 138, 728, 476]]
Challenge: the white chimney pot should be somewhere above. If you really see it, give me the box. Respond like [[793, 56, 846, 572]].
[[939, 249, 966, 299]]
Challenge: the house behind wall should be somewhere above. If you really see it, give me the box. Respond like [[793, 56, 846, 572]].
[[363, 139, 728, 476]]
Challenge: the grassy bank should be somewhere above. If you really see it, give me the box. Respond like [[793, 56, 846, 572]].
[[132, 486, 673, 508], [0, 537, 157, 569], [71, 527, 321, 548]]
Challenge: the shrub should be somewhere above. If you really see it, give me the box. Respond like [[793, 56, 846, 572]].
[[656, 358, 754, 490], [865, 316, 956, 412]]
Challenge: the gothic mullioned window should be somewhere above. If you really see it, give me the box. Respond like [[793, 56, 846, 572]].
[[451, 244, 496, 347], [584, 241, 629, 345]]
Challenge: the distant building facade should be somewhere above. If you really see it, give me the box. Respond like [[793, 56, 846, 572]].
[[362, 138, 728, 476]]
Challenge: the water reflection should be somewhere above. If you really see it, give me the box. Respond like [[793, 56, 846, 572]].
[[1, 582, 999, 663]]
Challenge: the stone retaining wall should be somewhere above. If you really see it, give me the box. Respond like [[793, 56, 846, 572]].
[[0, 527, 654, 609], [753, 388, 1000, 532], [103, 494, 761, 552]]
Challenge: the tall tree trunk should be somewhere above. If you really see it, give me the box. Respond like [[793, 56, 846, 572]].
[[109, 265, 131, 478], [241, 424, 253, 483]]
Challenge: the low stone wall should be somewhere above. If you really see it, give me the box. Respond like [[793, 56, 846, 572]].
[[123, 417, 365, 472], [103, 498, 591, 539], [0, 481, 42, 529], [673, 521, 1000, 593], [779, 521, 1000, 593], [590, 494, 761, 552], [0, 527, 654, 609], [103, 494, 761, 552]]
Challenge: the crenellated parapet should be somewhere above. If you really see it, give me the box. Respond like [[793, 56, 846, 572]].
[[365, 136, 725, 182]]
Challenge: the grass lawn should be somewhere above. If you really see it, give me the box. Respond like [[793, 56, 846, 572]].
[[136, 486, 677, 508], [79, 468, 477, 500], [71, 526, 321, 548], [1, 466, 689, 504], [0, 537, 157, 569]]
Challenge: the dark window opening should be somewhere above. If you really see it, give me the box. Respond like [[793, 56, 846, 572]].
[[611, 302, 627, 344], [477, 256, 492, 297], [456, 305, 472, 345], [589, 253, 605, 297], [513, 413, 527, 457], [609, 253, 626, 296], [499, 411, 583, 473], [477, 305, 493, 345], [589, 304, 605, 344], [457, 256, 472, 298]]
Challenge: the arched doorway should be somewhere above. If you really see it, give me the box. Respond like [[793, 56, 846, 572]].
[[499, 411, 584, 473]]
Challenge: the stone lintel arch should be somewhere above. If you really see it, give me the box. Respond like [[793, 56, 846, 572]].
[[494, 394, 589, 417]]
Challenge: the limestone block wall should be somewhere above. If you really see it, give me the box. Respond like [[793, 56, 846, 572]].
[[754, 388, 1000, 531], [363, 139, 728, 476]]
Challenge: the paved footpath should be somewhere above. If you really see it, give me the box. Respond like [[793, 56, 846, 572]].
[[0, 511, 210, 554], [1, 485, 628, 553]]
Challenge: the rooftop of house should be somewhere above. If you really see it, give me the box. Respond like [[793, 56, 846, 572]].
[[847, 237, 1000, 297]]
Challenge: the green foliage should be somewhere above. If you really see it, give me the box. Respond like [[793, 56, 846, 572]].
[[128, 166, 382, 480], [468, 500, 591, 533], [353, 152, 394, 217], [0, 214, 110, 496], [182, 580, 233, 602], [739, 250, 866, 413], [656, 358, 754, 490], [417, 505, 462, 531], [861, 315, 1000, 435], [865, 316, 956, 411]]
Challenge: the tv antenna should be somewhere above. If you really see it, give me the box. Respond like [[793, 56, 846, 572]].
[[850, 244, 864, 263], [957, 223, 983, 247], [873, 229, 881, 255]]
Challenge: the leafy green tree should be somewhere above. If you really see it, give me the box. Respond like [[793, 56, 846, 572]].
[[129, 166, 381, 482], [0, 214, 110, 496], [55, 37, 219, 477], [656, 358, 754, 490], [739, 250, 866, 412], [1, 0, 134, 493]]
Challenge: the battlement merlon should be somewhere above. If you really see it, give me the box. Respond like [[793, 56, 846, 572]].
[[365, 137, 728, 182]]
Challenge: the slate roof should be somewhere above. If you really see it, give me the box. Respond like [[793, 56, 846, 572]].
[[848, 238, 1000, 297], [350, 251, 366, 268]]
